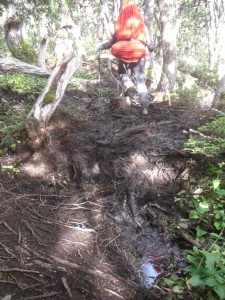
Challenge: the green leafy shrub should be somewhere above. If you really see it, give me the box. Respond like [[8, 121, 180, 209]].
[[185, 117, 225, 155], [0, 73, 46, 101], [0, 73, 46, 153], [163, 163, 225, 299], [0, 106, 28, 153], [174, 83, 202, 103], [74, 69, 93, 80], [10, 40, 38, 64], [178, 59, 217, 89]]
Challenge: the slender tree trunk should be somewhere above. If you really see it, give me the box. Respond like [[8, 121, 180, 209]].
[[28, 56, 81, 125], [212, 15, 225, 107], [4, 17, 38, 64], [100, 1, 114, 39], [38, 37, 49, 70], [27, 55, 81, 145], [156, 0, 177, 93], [207, 0, 218, 70], [4, 17, 25, 53], [144, 0, 155, 43]]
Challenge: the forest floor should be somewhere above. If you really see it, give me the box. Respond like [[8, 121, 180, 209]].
[[0, 63, 214, 300]]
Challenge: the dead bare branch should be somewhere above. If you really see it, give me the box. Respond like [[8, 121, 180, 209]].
[[51, 255, 138, 288], [61, 276, 73, 298], [0, 57, 50, 76]]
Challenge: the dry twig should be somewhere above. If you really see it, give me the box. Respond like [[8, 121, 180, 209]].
[[61, 276, 73, 298], [51, 255, 138, 288]]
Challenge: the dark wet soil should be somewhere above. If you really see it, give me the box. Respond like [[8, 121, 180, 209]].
[[0, 72, 212, 299]]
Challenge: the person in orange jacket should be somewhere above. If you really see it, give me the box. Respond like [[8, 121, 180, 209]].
[[98, 0, 154, 115]]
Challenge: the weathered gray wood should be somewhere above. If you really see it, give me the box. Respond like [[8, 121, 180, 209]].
[[29, 55, 81, 126], [0, 57, 50, 76]]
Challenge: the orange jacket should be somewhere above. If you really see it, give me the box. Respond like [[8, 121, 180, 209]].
[[112, 0, 147, 63]]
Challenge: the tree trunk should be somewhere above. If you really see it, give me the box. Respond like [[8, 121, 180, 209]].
[[37, 37, 49, 70], [4, 17, 24, 52], [207, 0, 218, 70], [100, 1, 114, 39], [4, 17, 37, 64], [27, 55, 81, 144], [211, 1, 225, 107], [156, 0, 177, 93], [144, 0, 155, 44]]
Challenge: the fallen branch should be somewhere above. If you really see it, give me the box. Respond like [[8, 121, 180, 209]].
[[0, 57, 50, 77], [104, 288, 125, 299], [180, 230, 203, 249], [34, 259, 67, 272], [0, 268, 40, 274], [61, 276, 73, 298], [1, 222, 17, 235], [51, 255, 137, 288], [0, 242, 16, 258], [22, 219, 45, 246], [188, 128, 212, 140], [22, 246, 51, 263], [21, 292, 58, 300]]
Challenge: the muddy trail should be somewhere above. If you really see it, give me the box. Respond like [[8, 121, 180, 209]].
[[0, 76, 211, 300]]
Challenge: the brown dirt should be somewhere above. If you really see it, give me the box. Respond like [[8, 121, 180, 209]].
[[0, 73, 212, 300]]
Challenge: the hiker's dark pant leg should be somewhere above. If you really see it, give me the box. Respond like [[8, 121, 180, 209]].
[[131, 58, 149, 109], [118, 61, 133, 90]]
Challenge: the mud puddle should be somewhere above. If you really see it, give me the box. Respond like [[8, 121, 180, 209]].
[[138, 256, 163, 287], [108, 200, 185, 290]]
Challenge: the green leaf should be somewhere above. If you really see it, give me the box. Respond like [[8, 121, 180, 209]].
[[172, 285, 184, 293], [215, 273, 225, 284], [210, 232, 224, 240], [205, 277, 216, 287], [216, 189, 225, 196], [188, 275, 205, 287], [164, 278, 174, 285], [194, 200, 209, 214], [199, 200, 209, 209], [214, 222, 222, 229], [196, 226, 207, 237], [214, 285, 225, 299], [189, 211, 200, 219], [186, 254, 200, 264], [212, 179, 221, 190], [205, 253, 217, 273]]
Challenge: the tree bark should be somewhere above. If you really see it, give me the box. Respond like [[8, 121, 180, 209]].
[[27, 55, 81, 143], [144, 0, 155, 44], [4, 17, 24, 53], [207, 0, 218, 70], [4, 17, 37, 64], [37, 37, 49, 70], [211, 1, 225, 107], [212, 37, 225, 107], [156, 0, 177, 93]]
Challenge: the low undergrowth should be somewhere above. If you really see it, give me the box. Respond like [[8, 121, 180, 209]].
[[162, 163, 225, 299], [160, 114, 225, 299]]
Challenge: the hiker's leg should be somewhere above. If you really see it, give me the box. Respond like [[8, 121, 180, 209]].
[[131, 58, 149, 109], [118, 60, 133, 90]]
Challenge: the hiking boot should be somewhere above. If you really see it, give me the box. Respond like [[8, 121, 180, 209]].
[[124, 86, 137, 99], [141, 108, 148, 115]]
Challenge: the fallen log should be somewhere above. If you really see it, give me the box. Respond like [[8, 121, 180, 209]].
[[0, 57, 50, 77]]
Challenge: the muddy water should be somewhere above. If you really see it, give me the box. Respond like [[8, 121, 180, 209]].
[[133, 230, 184, 287], [138, 256, 163, 287], [108, 203, 185, 290]]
